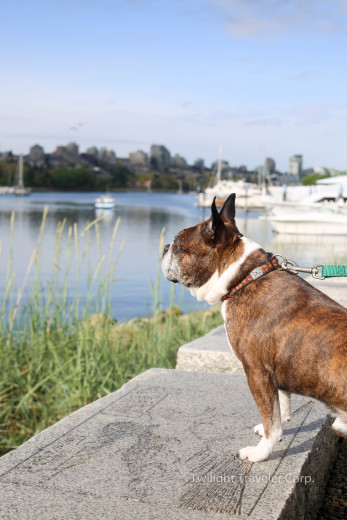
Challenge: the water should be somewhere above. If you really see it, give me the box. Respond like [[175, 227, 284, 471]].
[[0, 192, 346, 321]]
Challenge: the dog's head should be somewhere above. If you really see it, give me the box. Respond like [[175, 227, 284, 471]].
[[161, 194, 261, 304]]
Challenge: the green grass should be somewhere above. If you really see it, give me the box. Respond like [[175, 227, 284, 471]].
[[0, 211, 223, 455]]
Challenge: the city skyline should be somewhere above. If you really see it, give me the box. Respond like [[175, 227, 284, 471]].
[[1, 140, 339, 176], [2, 1, 347, 171]]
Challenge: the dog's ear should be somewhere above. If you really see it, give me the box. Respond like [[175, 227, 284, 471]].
[[219, 193, 236, 223], [203, 196, 225, 242]]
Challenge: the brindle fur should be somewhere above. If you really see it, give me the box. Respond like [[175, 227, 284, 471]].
[[162, 193, 347, 460]]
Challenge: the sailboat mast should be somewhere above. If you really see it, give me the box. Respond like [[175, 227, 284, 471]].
[[18, 154, 24, 190], [216, 144, 222, 183]]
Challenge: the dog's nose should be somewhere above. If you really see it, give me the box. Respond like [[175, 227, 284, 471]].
[[163, 244, 170, 255]]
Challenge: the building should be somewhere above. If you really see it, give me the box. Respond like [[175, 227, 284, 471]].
[[265, 157, 276, 174], [28, 144, 45, 167], [171, 154, 188, 168], [288, 155, 303, 177], [150, 144, 171, 169], [194, 158, 205, 171], [129, 150, 148, 166], [105, 150, 116, 162], [54, 145, 67, 157], [66, 142, 79, 161], [86, 146, 98, 157]]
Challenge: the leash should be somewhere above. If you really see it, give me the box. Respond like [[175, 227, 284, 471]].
[[275, 254, 347, 280], [222, 254, 347, 301]]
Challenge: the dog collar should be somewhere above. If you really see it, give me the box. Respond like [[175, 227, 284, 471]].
[[221, 256, 279, 301]]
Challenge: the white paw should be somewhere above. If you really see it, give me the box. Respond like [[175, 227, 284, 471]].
[[238, 445, 269, 463], [254, 423, 264, 436], [281, 415, 291, 423]]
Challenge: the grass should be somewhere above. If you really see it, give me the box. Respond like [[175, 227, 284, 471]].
[[0, 210, 223, 455]]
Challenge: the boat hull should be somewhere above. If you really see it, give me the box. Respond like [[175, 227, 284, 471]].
[[268, 218, 347, 235]]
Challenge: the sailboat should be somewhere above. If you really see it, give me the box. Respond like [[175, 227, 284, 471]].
[[14, 154, 31, 196], [196, 145, 265, 209]]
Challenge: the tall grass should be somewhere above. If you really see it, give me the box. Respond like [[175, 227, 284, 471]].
[[0, 210, 223, 454]]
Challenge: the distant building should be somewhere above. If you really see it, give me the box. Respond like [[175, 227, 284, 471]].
[[105, 150, 116, 162], [265, 157, 276, 173], [313, 166, 330, 175], [171, 154, 188, 168], [54, 146, 66, 156], [98, 147, 107, 160], [129, 150, 148, 166], [86, 146, 98, 157], [288, 155, 302, 177], [66, 142, 79, 160], [29, 144, 45, 167], [150, 144, 171, 169], [194, 158, 205, 171]]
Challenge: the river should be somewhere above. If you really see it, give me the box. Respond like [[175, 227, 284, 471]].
[[0, 192, 346, 321]]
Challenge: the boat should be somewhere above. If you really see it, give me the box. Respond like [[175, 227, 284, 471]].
[[196, 146, 274, 210], [94, 195, 116, 209], [14, 154, 31, 196], [263, 206, 347, 235]]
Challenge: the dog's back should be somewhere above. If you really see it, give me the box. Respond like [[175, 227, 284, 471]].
[[223, 270, 347, 412]]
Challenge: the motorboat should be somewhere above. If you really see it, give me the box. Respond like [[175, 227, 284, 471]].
[[94, 195, 116, 209], [263, 206, 347, 235]]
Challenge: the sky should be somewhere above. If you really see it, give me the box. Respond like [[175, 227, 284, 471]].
[[1, 0, 347, 171]]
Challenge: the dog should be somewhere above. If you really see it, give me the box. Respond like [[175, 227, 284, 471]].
[[162, 193, 347, 462]]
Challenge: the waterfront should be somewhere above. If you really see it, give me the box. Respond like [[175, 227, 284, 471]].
[[0, 191, 346, 321]]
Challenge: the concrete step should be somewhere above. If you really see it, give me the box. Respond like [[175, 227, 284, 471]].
[[0, 369, 338, 520], [177, 277, 347, 375]]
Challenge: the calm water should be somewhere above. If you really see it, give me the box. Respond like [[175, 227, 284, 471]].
[[0, 192, 346, 321]]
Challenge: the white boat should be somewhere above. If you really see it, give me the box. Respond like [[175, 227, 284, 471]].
[[196, 146, 268, 209], [263, 206, 347, 235], [94, 195, 116, 209]]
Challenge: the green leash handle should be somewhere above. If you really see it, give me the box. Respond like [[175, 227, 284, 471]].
[[321, 265, 347, 277]]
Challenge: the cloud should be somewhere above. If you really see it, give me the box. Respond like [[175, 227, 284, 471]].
[[244, 117, 282, 127], [206, 0, 347, 37], [288, 70, 316, 81]]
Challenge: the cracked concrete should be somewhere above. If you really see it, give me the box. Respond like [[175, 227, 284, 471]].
[[0, 370, 338, 519]]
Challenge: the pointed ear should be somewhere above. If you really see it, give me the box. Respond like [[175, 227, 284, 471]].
[[219, 193, 236, 223], [204, 196, 225, 241]]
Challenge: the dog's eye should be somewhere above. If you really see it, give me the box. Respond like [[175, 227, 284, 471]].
[[172, 244, 185, 254]]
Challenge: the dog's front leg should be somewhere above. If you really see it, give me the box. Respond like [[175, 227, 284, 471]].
[[239, 368, 282, 463]]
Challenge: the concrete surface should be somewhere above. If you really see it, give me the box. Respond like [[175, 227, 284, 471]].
[[0, 370, 338, 520], [177, 276, 347, 375]]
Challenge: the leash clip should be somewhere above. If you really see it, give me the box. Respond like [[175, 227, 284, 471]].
[[274, 254, 325, 280]]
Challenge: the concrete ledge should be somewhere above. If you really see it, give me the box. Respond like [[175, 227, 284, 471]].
[[176, 277, 347, 375], [176, 325, 243, 373], [0, 369, 338, 519]]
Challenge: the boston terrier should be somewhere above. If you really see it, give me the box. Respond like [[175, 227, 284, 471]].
[[162, 193, 347, 462]]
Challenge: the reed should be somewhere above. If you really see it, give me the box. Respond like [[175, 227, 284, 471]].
[[0, 210, 222, 454]]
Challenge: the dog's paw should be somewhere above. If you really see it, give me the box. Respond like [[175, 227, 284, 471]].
[[253, 423, 264, 436], [281, 415, 291, 423], [238, 445, 269, 463]]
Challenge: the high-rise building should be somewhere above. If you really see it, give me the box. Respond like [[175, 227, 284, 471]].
[[66, 142, 79, 160], [98, 147, 108, 160], [86, 146, 98, 157], [265, 157, 276, 173], [150, 144, 171, 169], [288, 155, 302, 177], [194, 158, 205, 171], [105, 150, 116, 162], [29, 144, 45, 166], [171, 154, 188, 168], [129, 150, 148, 166]]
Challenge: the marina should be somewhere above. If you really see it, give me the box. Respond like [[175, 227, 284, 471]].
[[0, 191, 346, 321]]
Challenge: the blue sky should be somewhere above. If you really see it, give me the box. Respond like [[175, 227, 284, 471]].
[[1, 0, 347, 170]]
